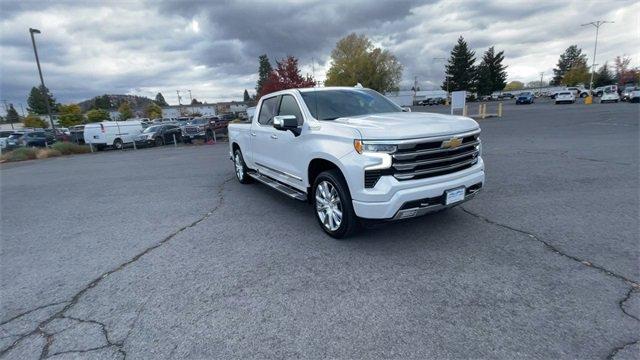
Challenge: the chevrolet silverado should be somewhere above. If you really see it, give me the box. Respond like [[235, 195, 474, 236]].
[[228, 87, 484, 238]]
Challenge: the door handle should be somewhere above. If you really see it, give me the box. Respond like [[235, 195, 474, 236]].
[[250, 132, 256, 136], [270, 134, 278, 139]]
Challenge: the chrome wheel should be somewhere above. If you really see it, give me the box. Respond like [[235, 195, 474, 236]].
[[315, 180, 342, 232], [234, 152, 244, 181]]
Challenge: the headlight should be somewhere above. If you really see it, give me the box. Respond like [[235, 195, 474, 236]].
[[354, 140, 397, 154], [476, 140, 482, 156]]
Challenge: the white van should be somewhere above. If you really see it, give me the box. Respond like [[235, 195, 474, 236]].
[[84, 121, 143, 150]]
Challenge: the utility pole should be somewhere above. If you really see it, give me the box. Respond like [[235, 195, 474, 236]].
[[1, 100, 14, 130], [581, 20, 613, 101], [187, 90, 193, 116], [20, 103, 26, 117], [539, 72, 544, 96], [176, 90, 182, 116], [29, 28, 55, 130]]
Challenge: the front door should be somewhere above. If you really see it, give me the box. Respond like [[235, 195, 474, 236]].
[[267, 94, 306, 189]]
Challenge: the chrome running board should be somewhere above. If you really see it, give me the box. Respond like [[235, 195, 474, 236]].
[[247, 171, 307, 201]]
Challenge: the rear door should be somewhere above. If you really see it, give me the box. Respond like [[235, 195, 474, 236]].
[[250, 95, 281, 175]]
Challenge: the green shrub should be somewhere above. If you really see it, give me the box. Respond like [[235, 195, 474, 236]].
[[1, 148, 38, 162], [51, 142, 91, 155]]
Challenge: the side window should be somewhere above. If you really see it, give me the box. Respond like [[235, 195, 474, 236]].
[[278, 95, 304, 125], [258, 96, 279, 125]]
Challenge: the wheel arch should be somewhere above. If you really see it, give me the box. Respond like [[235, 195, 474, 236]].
[[307, 157, 347, 202]]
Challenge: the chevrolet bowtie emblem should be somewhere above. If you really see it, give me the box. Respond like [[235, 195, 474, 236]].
[[442, 137, 463, 149]]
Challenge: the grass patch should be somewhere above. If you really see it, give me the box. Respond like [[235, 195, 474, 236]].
[[1, 148, 38, 162], [51, 142, 91, 155], [36, 148, 62, 159]]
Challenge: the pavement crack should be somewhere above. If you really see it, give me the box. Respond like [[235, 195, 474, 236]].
[[460, 207, 639, 287], [461, 206, 640, 326], [0, 176, 234, 359], [0, 301, 68, 326], [619, 288, 640, 322], [606, 339, 639, 360]]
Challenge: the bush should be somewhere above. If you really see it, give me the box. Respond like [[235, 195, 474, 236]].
[[23, 115, 49, 129], [1, 148, 38, 162], [36, 148, 62, 159], [51, 142, 91, 155]]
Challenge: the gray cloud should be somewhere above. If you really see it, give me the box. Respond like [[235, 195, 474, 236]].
[[1, 0, 638, 113]]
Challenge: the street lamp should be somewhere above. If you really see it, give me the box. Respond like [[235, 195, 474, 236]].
[[581, 20, 613, 102], [29, 28, 55, 130], [433, 57, 449, 104]]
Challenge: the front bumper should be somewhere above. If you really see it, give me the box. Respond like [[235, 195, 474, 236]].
[[352, 163, 485, 220]]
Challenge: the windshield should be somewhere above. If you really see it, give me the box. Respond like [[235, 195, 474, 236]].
[[190, 119, 207, 125], [301, 89, 401, 120], [520, 92, 532, 96], [143, 125, 161, 133]]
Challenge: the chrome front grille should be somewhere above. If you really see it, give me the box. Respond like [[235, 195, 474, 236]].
[[392, 131, 480, 181]]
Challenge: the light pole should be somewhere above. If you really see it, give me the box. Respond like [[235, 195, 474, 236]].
[[433, 57, 449, 104], [581, 20, 613, 101], [29, 28, 55, 130], [538, 72, 544, 96]]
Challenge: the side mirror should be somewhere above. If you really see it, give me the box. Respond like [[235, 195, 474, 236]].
[[273, 115, 298, 131], [401, 106, 412, 112]]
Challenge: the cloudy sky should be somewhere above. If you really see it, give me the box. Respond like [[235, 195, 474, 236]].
[[0, 0, 638, 111]]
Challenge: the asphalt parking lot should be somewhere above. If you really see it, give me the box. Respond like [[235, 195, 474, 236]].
[[1, 101, 639, 359]]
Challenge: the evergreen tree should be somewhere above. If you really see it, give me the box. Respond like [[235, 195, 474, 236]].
[[118, 101, 133, 120], [155, 92, 169, 107], [27, 85, 57, 114], [243, 89, 250, 102], [551, 45, 587, 85], [256, 54, 273, 97], [6, 104, 20, 124], [593, 62, 614, 88], [442, 36, 476, 92], [475, 46, 507, 96], [93, 95, 112, 110]]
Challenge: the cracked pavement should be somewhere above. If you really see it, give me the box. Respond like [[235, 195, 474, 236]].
[[1, 101, 639, 359]]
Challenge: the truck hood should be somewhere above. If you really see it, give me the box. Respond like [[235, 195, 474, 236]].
[[331, 112, 479, 140]]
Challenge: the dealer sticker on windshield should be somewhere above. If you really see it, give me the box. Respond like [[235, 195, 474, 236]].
[[445, 187, 465, 205]]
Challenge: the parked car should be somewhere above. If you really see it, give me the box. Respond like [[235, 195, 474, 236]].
[[4, 132, 28, 150], [600, 87, 620, 103], [84, 121, 144, 150], [593, 86, 605, 97], [134, 124, 182, 147], [0, 130, 14, 150], [621, 86, 638, 101], [555, 91, 575, 104], [501, 93, 515, 99], [228, 87, 484, 238], [515, 92, 534, 104], [629, 89, 640, 103], [567, 87, 589, 98], [11, 131, 52, 147]]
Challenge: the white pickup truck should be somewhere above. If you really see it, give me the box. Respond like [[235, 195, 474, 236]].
[[228, 87, 484, 238]]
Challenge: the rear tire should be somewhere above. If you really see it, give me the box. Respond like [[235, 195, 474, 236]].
[[312, 169, 358, 239], [233, 148, 252, 184], [155, 137, 164, 147]]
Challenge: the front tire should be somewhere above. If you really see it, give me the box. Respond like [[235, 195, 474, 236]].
[[155, 137, 164, 147], [313, 170, 358, 239], [113, 138, 123, 150], [233, 149, 252, 184]]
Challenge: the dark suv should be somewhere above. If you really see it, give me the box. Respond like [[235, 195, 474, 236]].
[[134, 124, 182, 147]]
